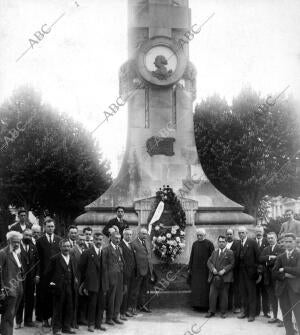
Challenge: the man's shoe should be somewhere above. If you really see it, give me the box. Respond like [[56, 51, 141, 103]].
[[277, 320, 284, 327], [238, 313, 247, 319], [125, 312, 133, 317], [120, 315, 128, 321], [140, 306, 152, 313], [205, 312, 215, 318], [96, 325, 107, 331], [62, 330, 76, 334], [248, 317, 255, 322], [131, 309, 138, 315], [24, 321, 35, 327], [53, 332, 62, 335], [15, 324, 22, 329], [105, 320, 114, 326], [268, 318, 279, 324], [112, 319, 124, 325], [43, 320, 51, 328], [233, 308, 241, 314], [263, 314, 271, 318], [221, 313, 227, 319], [88, 326, 94, 332]]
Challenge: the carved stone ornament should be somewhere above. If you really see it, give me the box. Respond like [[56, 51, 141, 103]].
[[136, 36, 187, 87]]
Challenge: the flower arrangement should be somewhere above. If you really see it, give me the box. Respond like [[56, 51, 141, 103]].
[[149, 185, 186, 263]]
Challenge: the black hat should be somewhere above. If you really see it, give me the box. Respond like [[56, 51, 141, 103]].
[[18, 207, 26, 215]]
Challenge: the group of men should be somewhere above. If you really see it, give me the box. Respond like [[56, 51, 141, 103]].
[[0, 207, 154, 335], [189, 209, 300, 335]]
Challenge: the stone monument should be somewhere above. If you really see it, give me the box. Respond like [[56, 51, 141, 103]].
[[76, 0, 254, 265]]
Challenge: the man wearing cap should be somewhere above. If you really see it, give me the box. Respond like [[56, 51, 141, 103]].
[[0, 231, 23, 335], [9, 208, 32, 233], [103, 207, 129, 238]]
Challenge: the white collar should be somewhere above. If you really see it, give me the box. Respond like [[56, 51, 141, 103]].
[[62, 253, 70, 264], [123, 240, 130, 248], [93, 245, 100, 254]]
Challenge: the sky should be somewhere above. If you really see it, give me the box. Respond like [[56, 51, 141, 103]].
[[0, 0, 300, 177]]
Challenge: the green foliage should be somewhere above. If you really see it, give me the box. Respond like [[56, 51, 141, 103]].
[[0, 86, 112, 229], [194, 87, 300, 217]]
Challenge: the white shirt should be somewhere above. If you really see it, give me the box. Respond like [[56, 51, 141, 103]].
[[94, 245, 100, 255], [62, 254, 70, 265], [110, 242, 117, 250], [241, 237, 247, 246], [123, 240, 131, 249], [12, 251, 22, 268], [21, 241, 29, 252], [47, 234, 53, 243], [286, 249, 295, 259], [256, 238, 262, 247], [226, 241, 233, 250], [219, 249, 225, 256]]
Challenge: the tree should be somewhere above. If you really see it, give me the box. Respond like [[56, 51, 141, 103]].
[[0, 86, 112, 232], [194, 87, 300, 218]]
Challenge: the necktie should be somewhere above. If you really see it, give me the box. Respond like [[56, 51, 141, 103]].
[[48, 235, 52, 245]]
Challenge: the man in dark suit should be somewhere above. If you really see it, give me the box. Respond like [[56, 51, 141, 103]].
[[259, 232, 285, 324], [79, 232, 106, 332], [45, 239, 78, 335], [206, 235, 235, 318], [131, 227, 153, 313], [83, 227, 93, 249], [237, 226, 260, 322], [0, 231, 23, 335], [36, 217, 61, 327], [67, 225, 78, 248], [120, 228, 136, 319], [273, 233, 300, 335], [70, 234, 87, 328], [9, 208, 32, 234], [102, 231, 125, 325], [103, 207, 129, 237], [226, 228, 241, 313], [255, 225, 270, 317], [15, 228, 39, 328]]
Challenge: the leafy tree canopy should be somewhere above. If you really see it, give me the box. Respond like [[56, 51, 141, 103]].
[[0, 86, 112, 229], [194, 87, 300, 217]]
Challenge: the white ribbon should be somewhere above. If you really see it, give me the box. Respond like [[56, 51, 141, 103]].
[[148, 201, 164, 234]]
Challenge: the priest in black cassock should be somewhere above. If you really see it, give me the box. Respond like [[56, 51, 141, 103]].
[[188, 228, 215, 310]]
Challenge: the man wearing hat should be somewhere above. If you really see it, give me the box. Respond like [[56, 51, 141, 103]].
[[9, 208, 32, 233], [103, 207, 129, 238], [0, 231, 23, 335]]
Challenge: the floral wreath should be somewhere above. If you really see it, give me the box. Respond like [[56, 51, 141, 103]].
[[148, 185, 186, 263]]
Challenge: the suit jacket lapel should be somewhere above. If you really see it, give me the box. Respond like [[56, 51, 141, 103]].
[[8, 250, 20, 268]]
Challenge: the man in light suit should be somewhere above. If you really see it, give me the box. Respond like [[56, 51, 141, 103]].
[[131, 227, 153, 313], [259, 232, 285, 324], [206, 235, 235, 318], [102, 231, 125, 325], [273, 233, 300, 335], [279, 209, 300, 237], [0, 231, 23, 335]]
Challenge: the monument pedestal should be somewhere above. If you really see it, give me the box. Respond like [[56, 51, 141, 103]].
[[75, 0, 255, 278]]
